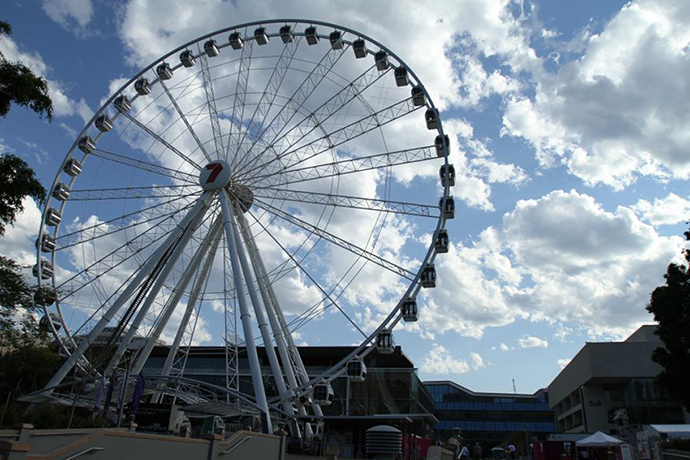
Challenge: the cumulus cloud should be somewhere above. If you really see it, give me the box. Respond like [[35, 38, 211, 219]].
[[557, 358, 571, 369], [42, 0, 94, 30], [419, 189, 685, 340], [502, 0, 690, 188], [420, 344, 470, 374], [518, 335, 548, 348], [632, 193, 690, 226]]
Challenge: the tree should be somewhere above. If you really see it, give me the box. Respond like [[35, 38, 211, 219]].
[[0, 21, 53, 121], [0, 154, 45, 235], [646, 227, 690, 412]]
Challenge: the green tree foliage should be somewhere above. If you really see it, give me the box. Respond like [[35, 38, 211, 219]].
[[0, 154, 45, 235], [646, 227, 690, 412], [0, 21, 53, 121]]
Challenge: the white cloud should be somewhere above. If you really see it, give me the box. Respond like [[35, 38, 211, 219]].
[[518, 335, 548, 348], [499, 342, 509, 351], [470, 352, 485, 369], [557, 358, 571, 369], [502, 0, 690, 188], [632, 193, 690, 226], [420, 344, 470, 374], [0, 197, 43, 266], [42, 0, 94, 30], [418, 189, 685, 341]]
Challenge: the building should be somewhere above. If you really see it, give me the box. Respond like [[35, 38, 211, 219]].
[[548, 325, 689, 437], [424, 381, 556, 448], [141, 345, 437, 456]]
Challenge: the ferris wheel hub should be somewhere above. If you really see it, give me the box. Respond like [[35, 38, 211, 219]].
[[199, 160, 232, 191]]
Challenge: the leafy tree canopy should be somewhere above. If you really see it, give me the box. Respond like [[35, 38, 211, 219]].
[[0, 20, 53, 121], [0, 154, 46, 235], [646, 227, 690, 412]]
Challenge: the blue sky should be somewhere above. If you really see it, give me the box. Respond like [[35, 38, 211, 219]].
[[1, 0, 689, 395]]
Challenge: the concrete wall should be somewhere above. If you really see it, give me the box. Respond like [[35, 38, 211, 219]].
[[0, 424, 283, 460]]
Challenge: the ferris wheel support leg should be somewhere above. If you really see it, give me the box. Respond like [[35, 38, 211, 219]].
[[152, 220, 223, 403], [131, 215, 223, 376], [229, 204, 299, 437], [103, 195, 212, 377], [219, 190, 273, 435], [235, 211, 312, 438], [41, 192, 212, 395]]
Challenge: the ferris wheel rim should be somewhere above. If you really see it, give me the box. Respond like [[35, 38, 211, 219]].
[[35, 19, 452, 409]]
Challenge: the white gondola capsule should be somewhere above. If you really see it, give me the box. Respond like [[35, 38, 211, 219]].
[[435, 134, 450, 157], [425, 108, 439, 130], [77, 135, 96, 154], [329, 31, 343, 50], [36, 233, 57, 253], [114, 95, 131, 113], [180, 50, 196, 67], [411, 86, 426, 107], [52, 182, 70, 201], [374, 50, 389, 71], [254, 27, 269, 45], [204, 39, 220, 57], [305, 26, 319, 45], [39, 312, 61, 330], [353, 38, 367, 58], [401, 297, 418, 322], [394, 67, 409, 87], [421, 263, 437, 288], [229, 32, 244, 50], [63, 158, 82, 177], [280, 25, 293, 43], [312, 380, 334, 406], [156, 62, 173, 80], [434, 229, 449, 254], [347, 357, 367, 383], [440, 196, 455, 219], [33, 259, 53, 280], [440, 164, 456, 187], [95, 114, 113, 132], [134, 77, 151, 95], [45, 208, 62, 227], [376, 329, 395, 354]]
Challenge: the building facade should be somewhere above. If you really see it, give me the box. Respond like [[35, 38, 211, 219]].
[[548, 325, 689, 438], [424, 381, 556, 448]]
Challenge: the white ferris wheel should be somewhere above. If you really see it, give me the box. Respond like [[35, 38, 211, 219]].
[[33, 19, 454, 436]]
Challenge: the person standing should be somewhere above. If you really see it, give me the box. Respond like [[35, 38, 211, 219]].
[[473, 442, 483, 460]]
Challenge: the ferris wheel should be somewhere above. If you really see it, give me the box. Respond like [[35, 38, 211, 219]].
[[34, 19, 454, 435]]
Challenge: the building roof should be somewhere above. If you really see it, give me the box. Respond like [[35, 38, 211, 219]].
[[423, 380, 548, 400]]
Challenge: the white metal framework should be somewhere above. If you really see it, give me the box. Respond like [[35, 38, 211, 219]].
[[35, 19, 453, 436]]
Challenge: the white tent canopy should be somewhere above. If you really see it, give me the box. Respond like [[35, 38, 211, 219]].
[[576, 432, 624, 447]]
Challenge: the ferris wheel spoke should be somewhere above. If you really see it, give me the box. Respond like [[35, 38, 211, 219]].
[[159, 79, 214, 163], [89, 148, 198, 184], [197, 44, 224, 159], [247, 98, 421, 182], [236, 62, 388, 180], [56, 195, 196, 249], [246, 210, 367, 339], [67, 185, 201, 201], [233, 35, 301, 164], [226, 33, 254, 168], [234, 43, 348, 176], [56, 204, 197, 299], [118, 110, 203, 170], [253, 187, 440, 218], [253, 198, 415, 280], [250, 145, 436, 188]]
